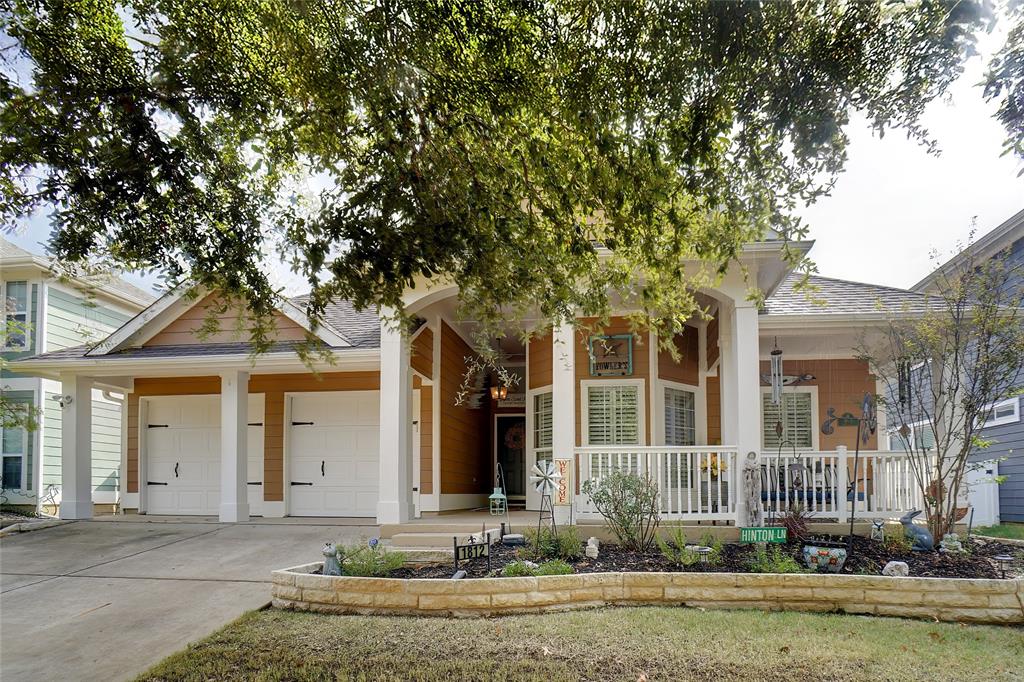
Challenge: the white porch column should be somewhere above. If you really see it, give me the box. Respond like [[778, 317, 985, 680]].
[[378, 316, 413, 524], [552, 322, 575, 525], [718, 305, 737, 447], [59, 374, 94, 519], [731, 302, 763, 526], [219, 370, 250, 523]]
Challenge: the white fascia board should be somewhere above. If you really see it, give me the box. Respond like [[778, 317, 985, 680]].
[[85, 286, 197, 356], [758, 312, 923, 330], [278, 298, 352, 347], [13, 348, 381, 379]]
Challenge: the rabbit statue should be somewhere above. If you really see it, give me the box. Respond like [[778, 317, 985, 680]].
[[899, 510, 934, 552]]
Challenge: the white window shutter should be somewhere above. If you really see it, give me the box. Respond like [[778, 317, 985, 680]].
[[587, 385, 640, 445], [664, 387, 696, 446], [762, 392, 813, 449]]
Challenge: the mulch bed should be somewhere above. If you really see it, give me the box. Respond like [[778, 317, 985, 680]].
[[385, 534, 1024, 580]]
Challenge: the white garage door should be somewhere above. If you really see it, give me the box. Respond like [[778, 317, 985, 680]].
[[288, 391, 380, 517], [145, 394, 265, 516]]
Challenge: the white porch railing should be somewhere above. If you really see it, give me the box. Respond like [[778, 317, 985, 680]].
[[575, 446, 739, 522], [573, 446, 925, 523], [759, 447, 925, 521]]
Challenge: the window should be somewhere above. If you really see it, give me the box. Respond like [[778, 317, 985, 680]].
[[980, 398, 1020, 429], [888, 421, 935, 453], [1, 419, 26, 491], [532, 391, 553, 466], [584, 382, 642, 445], [761, 390, 815, 450], [664, 387, 696, 446], [3, 281, 29, 349]]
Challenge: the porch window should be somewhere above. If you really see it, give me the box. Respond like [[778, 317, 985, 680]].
[[761, 391, 813, 450], [1, 417, 26, 490], [2, 280, 28, 349], [888, 420, 935, 452], [585, 383, 641, 445], [664, 387, 696, 446], [532, 391, 553, 466]]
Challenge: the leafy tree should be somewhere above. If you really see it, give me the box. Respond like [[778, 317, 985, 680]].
[[858, 238, 1024, 541], [0, 1, 1014, 351]]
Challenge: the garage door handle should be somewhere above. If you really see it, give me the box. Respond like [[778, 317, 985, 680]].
[[147, 424, 169, 429], [247, 481, 262, 486], [291, 421, 314, 426], [248, 422, 263, 427], [147, 481, 168, 486], [321, 461, 325, 476], [291, 481, 313, 486], [174, 462, 179, 478]]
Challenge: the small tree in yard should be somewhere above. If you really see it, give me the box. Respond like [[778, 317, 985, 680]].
[[581, 470, 660, 552], [858, 239, 1024, 541]]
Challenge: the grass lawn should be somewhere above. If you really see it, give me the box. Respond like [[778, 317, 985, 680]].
[[138, 606, 1024, 681], [976, 523, 1024, 541]]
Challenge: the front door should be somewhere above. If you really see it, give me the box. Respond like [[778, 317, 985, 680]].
[[495, 415, 526, 500]]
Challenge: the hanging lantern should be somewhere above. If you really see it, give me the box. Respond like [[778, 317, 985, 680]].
[[490, 385, 508, 400], [770, 338, 783, 406]]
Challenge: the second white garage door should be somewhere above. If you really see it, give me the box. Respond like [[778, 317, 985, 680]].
[[288, 391, 380, 517]]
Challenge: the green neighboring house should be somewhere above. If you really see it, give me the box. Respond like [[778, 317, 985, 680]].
[[1, 237, 153, 511]]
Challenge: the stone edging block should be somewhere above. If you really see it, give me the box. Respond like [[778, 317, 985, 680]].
[[270, 564, 1024, 624]]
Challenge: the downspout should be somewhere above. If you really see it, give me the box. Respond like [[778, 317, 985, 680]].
[[102, 390, 125, 513]]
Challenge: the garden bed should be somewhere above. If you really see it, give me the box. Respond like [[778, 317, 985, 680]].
[[376, 535, 1023, 581]]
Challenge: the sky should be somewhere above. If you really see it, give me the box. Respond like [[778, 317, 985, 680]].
[[3, 21, 1022, 297]]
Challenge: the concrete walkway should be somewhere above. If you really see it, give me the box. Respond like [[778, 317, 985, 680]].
[[1, 517, 376, 681]]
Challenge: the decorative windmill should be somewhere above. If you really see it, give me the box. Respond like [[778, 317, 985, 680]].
[[529, 460, 562, 537]]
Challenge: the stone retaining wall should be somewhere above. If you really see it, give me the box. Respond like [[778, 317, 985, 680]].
[[272, 563, 1024, 624]]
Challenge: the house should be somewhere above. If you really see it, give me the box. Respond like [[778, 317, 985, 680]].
[[1, 237, 154, 512], [12, 236, 934, 525], [911, 207, 1024, 523]]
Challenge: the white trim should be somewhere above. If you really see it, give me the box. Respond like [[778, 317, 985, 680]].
[[759, 385, 820, 451], [659, 379, 700, 448], [980, 397, 1020, 429], [428, 317, 441, 512], [526, 384, 553, 511], [282, 394, 293, 515], [1, 279, 31, 351], [648, 331, 660, 447], [580, 378, 647, 447]]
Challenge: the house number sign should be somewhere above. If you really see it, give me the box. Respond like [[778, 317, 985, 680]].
[[588, 334, 633, 376]]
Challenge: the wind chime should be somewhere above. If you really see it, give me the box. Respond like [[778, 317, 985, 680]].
[[529, 460, 562, 537], [770, 338, 784, 406]]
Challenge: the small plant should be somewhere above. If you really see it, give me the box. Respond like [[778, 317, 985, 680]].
[[746, 546, 804, 574], [883, 523, 913, 553], [339, 538, 406, 577], [523, 525, 583, 561], [777, 504, 812, 542], [698, 531, 724, 567], [535, 559, 574, 576], [580, 470, 661, 551], [502, 560, 537, 577], [656, 527, 701, 567]]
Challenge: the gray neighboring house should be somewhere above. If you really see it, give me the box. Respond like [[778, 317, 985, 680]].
[[1, 237, 154, 511], [912, 208, 1024, 523]]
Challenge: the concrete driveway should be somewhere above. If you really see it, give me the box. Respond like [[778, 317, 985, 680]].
[[1, 517, 375, 681]]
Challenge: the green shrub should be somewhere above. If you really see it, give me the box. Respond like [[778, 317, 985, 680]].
[[524, 525, 583, 561], [339, 539, 406, 577], [502, 560, 537, 577], [883, 523, 912, 553], [656, 527, 700, 567], [746, 546, 804, 574], [698, 532, 724, 567], [535, 559, 574, 576], [580, 470, 660, 551]]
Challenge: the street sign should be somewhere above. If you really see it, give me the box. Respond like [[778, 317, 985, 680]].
[[739, 527, 787, 543]]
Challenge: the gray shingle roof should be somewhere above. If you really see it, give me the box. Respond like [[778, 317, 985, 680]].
[[765, 273, 929, 316], [289, 295, 381, 349], [24, 339, 374, 363]]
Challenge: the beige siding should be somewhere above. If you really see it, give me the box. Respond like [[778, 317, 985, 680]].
[[144, 292, 307, 346]]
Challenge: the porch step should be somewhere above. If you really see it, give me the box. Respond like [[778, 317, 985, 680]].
[[380, 522, 512, 539], [387, 530, 500, 548]]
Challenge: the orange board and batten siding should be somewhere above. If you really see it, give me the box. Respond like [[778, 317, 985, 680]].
[[419, 387, 433, 495], [126, 372, 380, 500], [438, 321, 489, 495], [143, 292, 308, 346], [760, 358, 879, 451], [527, 331, 552, 389], [574, 318, 652, 446], [657, 326, 699, 386], [411, 326, 433, 379]]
